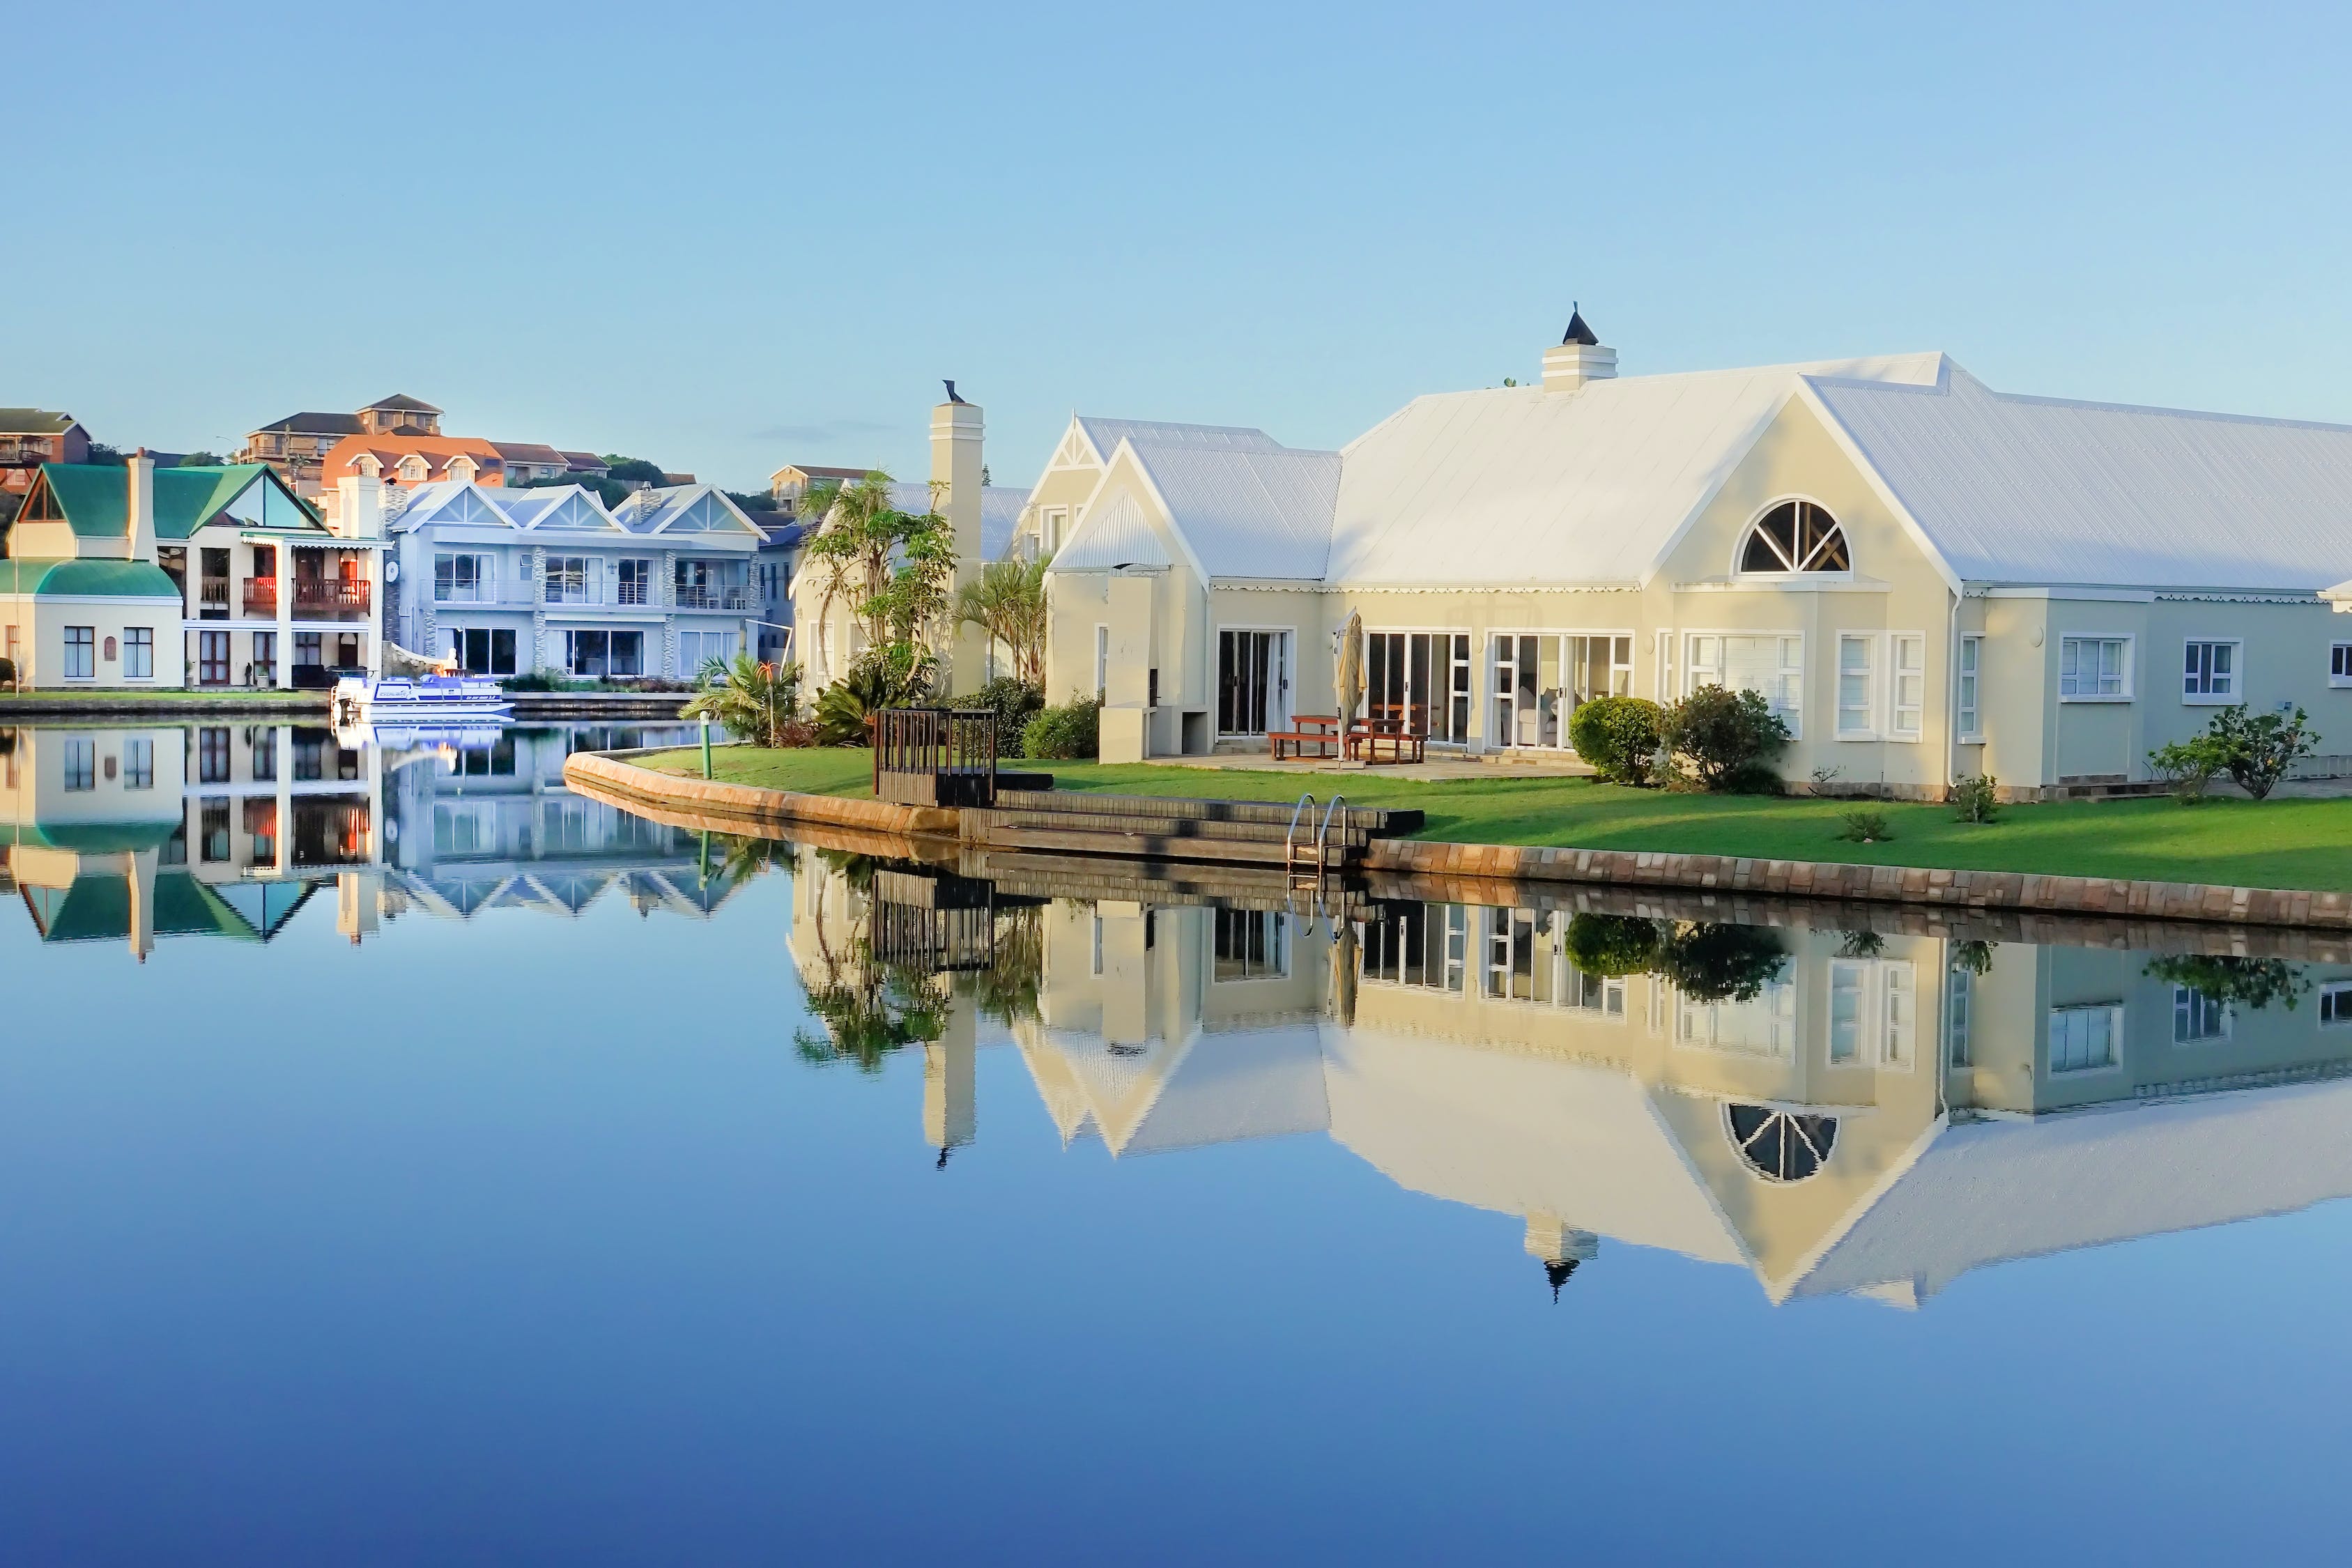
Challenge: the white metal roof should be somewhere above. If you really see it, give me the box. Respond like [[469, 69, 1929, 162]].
[[1127, 440, 1342, 580], [1809, 367, 2352, 590], [1793, 1076, 2352, 1303], [882, 481, 1024, 560], [1326, 354, 1946, 587], [1075, 416, 1286, 461]]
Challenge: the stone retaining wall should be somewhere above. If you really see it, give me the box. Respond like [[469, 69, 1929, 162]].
[[1360, 839, 2351, 930], [562, 753, 959, 838]]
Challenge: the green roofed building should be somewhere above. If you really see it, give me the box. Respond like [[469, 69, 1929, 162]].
[[1, 449, 387, 689]]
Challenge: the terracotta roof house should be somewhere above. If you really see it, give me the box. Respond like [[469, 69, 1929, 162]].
[[767, 463, 875, 516], [488, 440, 571, 486], [236, 394, 445, 489], [1, 408, 91, 495]]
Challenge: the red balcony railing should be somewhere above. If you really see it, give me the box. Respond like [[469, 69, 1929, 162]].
[[293, 579, 371, 616], [243, 578, 277, 615]]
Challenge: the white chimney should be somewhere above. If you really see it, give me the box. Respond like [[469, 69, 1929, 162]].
[[335, 471, 384, 541], [1541, 307, 1617, 394], [125, 447, 156, 562], [932, 381, 986, 695]]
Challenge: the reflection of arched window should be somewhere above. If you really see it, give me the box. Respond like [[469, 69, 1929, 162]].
[[1725, 1103, 1837, 1181], [1739, 500, 1850, 574]]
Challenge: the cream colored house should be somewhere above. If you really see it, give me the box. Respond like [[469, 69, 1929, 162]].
[[781, 846, 2352, 1307], [1041, 315, 2352, 794]]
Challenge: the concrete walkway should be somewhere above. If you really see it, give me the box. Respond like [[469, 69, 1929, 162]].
[[1147, 751, 1596, 783]]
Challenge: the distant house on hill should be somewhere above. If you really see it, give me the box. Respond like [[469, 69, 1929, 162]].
[[1, 408, 91, 495], [236, 394, 445, 489]]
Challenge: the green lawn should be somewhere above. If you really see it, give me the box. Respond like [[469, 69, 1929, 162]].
[[631, 746, 2352, 891]]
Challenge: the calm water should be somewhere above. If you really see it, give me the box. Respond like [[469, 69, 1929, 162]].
[[3, 721, 2351, 1564]]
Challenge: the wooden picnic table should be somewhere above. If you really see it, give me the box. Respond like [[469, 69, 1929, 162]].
[[1348, 718, 1426, 764], [1271, 713, 1344, 760]]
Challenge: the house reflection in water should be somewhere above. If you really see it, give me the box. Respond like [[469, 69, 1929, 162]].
[[786, 845, 2352, 1309], [3, 721, 743, 955], [2, 721, 380, 956], [381, 725, 746, 921]]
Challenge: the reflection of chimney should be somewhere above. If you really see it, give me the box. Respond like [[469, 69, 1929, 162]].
[[1541, 306, 1617, 394], [1524, 1212, 1599, 1301], [126, 448, 156, 562], [932, 382, 985, 695], [923, 1007, 977, 1153], [128, 847, 157, 962]]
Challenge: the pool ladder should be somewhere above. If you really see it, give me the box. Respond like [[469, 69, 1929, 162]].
[[1284, 791, 1346, 884]]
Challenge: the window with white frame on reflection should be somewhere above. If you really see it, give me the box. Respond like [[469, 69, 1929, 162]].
[[1829, 958, 1919, 1068], [1675, 978, 1796, 1059], [1360, 901, 1468, 992], [1491, 633, 1634, 749], [1367, 631, 1472, 741], [1212, 909, 1289, 982], [2049, 1004, 2123, 1073], [1682, 633, 1802, 735], [2172, 986, 2229, 1043], [1477, 907, 1627, 1013], [2321, 983, 2352, 1027], [1946, 964, 1972, 1066]]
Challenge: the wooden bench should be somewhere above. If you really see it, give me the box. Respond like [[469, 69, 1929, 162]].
[[1349, 719, 1426, 764], [1270, 714, 1344, 760]]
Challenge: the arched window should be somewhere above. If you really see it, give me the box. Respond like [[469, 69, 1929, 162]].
[[1725, 1103, 1837, 1182], [1739, 500, 1850, 574]]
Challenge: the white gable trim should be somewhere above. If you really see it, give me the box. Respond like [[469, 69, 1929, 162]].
[[1792, 378, 1967, 596], [1099, 440, 1210, 584]]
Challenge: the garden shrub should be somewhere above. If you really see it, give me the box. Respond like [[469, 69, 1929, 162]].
[[971, 676, 1044, 750], [2148, 735, 2230, 804], [1566, 696, 1665, 785], [2207, 705, 2317, 801], [1656, 923, 1786, 1004], [1838, 808, 1893, 843], [1661, 684, 1790, 792], [1949, 773, 2000, 823], [1021, 693, 1101, 760]]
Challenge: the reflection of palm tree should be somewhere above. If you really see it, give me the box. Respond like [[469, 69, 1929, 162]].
[[965, 905, 1043, 1025]]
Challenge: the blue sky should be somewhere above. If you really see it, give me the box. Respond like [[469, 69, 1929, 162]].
[[14, 2, 2352, 493]]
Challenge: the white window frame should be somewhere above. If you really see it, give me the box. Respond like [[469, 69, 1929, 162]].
[[2320, 981, 2352, 1027], [2171, 984, 2231, 1044], [2048, 1003, 2125, 1075], [2181, 638, 2243, 705], [1828, 959, 1868, 1063], [2059, 636, 2132, 702], [1889, 633, 1926, 741], [1836, 633, 1877, 739], [1947, 963, 1973, 1068], [1955, 634, 1983, 742], [1680, 629, 1804, 739], [2330, 643, 2352, 690], [1881, 960, 1916, 1068], [1093, 624, 1109, 701]]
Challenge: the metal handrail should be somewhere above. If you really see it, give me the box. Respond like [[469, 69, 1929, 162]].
[[1316, 794, 1347, 871], [1284, 792, 1316, 873]]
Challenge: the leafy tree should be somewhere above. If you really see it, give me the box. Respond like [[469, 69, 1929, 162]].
[[799, 472, 958, 668], [1657, 922, 1786, 1003], [2205, 705, 2319, 801], [1661, 684, 1790, 792], [84, 442, 128, 466], [601, 455, 668, 486], [725, 489, 777, 513], [1562, 913, 1661, 977], [955, 555, 1050, 687], [2143, 954, 2309, 1013], [681, 653, 803, 746], [1950, 939, 1996, 977], [970, 675, 1044, 746], [815, 646, 936, 746], [178, 451, 227, 467], [522, 472, 630, 507], [1567, 695, 1665, 785]]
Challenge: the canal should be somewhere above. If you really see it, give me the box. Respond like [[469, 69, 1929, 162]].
[[2, 721, 2347, 1562]]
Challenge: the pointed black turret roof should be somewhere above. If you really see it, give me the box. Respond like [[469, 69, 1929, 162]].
[[1561, 307, 1599, 347]]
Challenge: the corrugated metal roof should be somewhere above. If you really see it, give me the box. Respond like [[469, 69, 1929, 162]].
[[1128, 442, 1342, 579], [1327, 355, 1946, 586], [1076, 416, 1285, 460], [883, 481, 1023, 560], [1810, 367, 2352, 590], [1054, 493, 1173, 570]]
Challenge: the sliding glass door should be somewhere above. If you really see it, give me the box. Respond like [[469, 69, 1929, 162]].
[[1365, 631, 1472, 741], [1217, 629, 1289, 735], [1491, 633, 1634, 748]]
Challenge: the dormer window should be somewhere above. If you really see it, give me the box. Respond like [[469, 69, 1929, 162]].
[[1739, 500, 1850, 574], [398, 455, 429, 483], [447, 456, 477, 483]]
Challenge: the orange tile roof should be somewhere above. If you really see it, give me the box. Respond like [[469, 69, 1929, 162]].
[[321, 431, 507, 486]]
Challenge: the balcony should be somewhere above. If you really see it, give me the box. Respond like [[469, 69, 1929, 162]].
[[199, 578, 231, 619], [294, 578, 371, 617], [243, 578, 277, 615], [673, 586, 751, 612]]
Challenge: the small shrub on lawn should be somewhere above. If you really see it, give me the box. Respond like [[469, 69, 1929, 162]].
[[1950, 773, 2000, 823], [1021, 693, 1101, 760], [1838, 808, 1893, 843], [1566, 696, 1666, 785], [2149, 735, 2231, 804], [1662, 684, 1790, 792], [2208, 705, 2319, 801]]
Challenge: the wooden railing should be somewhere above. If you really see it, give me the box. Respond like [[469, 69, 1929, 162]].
[[873, 707, 998, 808], [293, 578, 371, 615], [243, 578, 277, 615]]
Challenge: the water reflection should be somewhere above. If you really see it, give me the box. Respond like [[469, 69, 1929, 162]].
[[784, 843, 2352, 1310], [0, 720, 734, 955]]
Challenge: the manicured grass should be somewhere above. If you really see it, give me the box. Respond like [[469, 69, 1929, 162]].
[[631, 746, 2352, 892]]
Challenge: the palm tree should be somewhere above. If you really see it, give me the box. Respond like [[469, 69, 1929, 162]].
[[681, 652, 801, 745], [954, 554, 1050, 686]]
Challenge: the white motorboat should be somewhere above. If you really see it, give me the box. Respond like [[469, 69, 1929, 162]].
[[335, 673, 514, 725]]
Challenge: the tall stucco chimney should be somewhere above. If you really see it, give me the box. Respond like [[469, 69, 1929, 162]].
[[335, 470, 384, 541], [932, 381, 986, 695], [125, 447, 156, 562], [1542, 307, 1617, 393]]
